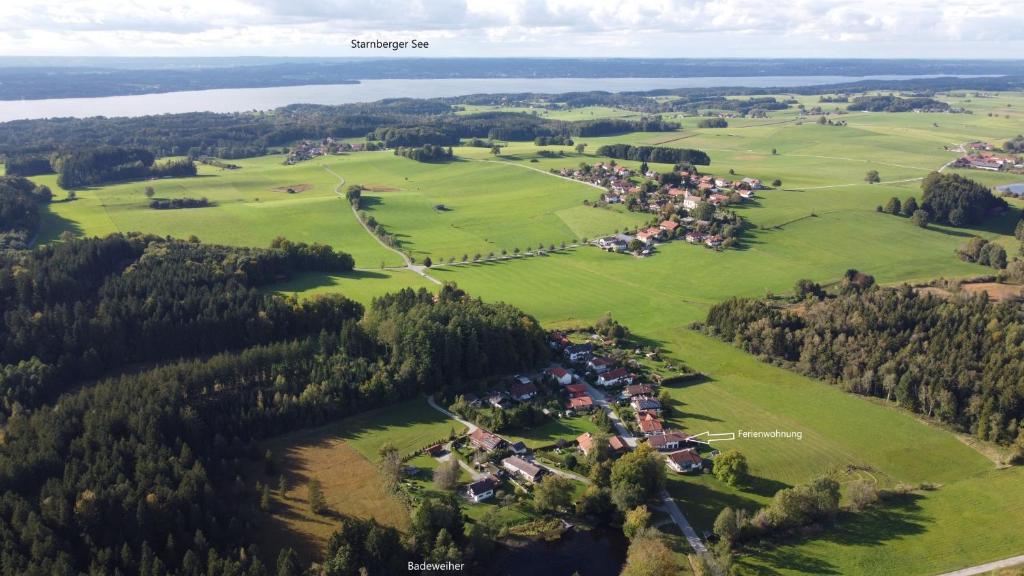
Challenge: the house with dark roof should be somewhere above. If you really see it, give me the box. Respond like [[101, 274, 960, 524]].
[[597, 367, 633, 387], [565, 383, 589, 397], [565, 343, 594, 362], [502, 456, 544, 483], [510, 381, 538, 401], [467, 477, 496, 502], [631, 396, 662, 413], [666, 449, 703, 473], [623, 384, 654, 398]]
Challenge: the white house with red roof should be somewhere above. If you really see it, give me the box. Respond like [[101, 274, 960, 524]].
[[547, 366, 572, 385]]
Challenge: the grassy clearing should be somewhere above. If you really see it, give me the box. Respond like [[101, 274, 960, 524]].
[[500, 413, 602, 449], [253, 436, 409, 564], [271, 269, 438, 305]]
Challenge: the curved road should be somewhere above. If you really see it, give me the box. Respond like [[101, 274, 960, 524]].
[[321, 164, 441, 285]]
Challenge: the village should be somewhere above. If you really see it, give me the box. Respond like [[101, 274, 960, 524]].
[[283, 138, 373, 164], [420, 325, 711, 508], [951, 140, 1024, 173], [555, 161, 761, 254]]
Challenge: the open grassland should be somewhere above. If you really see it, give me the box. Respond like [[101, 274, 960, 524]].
[[500, 412, 602, 449], [252, 437, 410, 564], [271, 269, 438, 305], [31, 155, 407, 266]]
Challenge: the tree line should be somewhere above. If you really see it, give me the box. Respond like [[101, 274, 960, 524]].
[[596, 143, 711, 165], [847, 95, 950, 112], [703, 281, 1024, 448], [393, 144, 454, 162]]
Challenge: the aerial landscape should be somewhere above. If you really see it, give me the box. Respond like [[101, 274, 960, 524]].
[[1, 2, 1023, 576]]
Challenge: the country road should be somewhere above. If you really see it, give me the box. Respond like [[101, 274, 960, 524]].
[[934, 554, 1024, 576], [321, 164, 442, 285]]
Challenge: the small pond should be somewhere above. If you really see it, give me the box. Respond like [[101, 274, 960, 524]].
[[492, 527, 629, 576]]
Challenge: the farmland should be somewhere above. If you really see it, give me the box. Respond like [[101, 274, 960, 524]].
[[23, 89, 1024, 576]]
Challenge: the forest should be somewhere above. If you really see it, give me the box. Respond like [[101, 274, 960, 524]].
[[0, 234, 356, 418], [920, 171, 1008, 225], [703, 283, 1024, 446], [596, 143, 711, 165], [0, 176, 52, 249]]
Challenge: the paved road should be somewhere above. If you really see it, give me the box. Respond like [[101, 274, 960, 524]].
[[321, 164, 441, 285], [582, 381, 638, 448], [426, 395, 478, 434], [659, 489, 708, 555], [934, 554, 1024, 576]]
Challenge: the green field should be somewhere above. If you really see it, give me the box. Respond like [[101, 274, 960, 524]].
[[28, 91, 1024, 575]]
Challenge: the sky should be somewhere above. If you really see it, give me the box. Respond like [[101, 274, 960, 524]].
[[0, 0, 1022, 59]]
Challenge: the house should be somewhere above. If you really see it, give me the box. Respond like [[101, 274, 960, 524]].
[[548, 366, 573, 385], [509, 441, 529, 455], [502, 456, 544, 483], [686, 231, 705, 244], [741, 177, 763, 189], [660, 220, 680, 234], [467, 477, 496, 502], [738, 189, 754, 199], [469, 429, 506, 452], [567, 395, 595, 412], [597, 236, 628, 252], [705, 235, 724, 248], [708, 193, 730, 206], [565, 383, 589, 397], [588, 356, 614, 374], [608, 435, 629, 454], [487, 392, 514, 410], [667, 187, 687, 198], [636, 227, 662, 244], [648, 431, 690, 452], [565, 343, 594, 362], [623, 384, 654, 398], [577, 432, 596, 456], [510, 381, 538, 402], [597, 367, 633, 387], [631, 396, 662, 413], [637, 412, 664, 436], [666, 449, 703, 473], [426, 444, 446, 457]]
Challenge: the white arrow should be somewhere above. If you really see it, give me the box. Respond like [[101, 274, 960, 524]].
[[686, 431, 736, 444]]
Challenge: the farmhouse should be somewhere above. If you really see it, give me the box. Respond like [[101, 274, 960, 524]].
[[660, 220, 680, 234], [510, 381, 538, 401], [665, 449, 703, 473], [469, 429, 506, 452], [597, 367, 633, 387], [502, 456, 544, 483], [648, 431, 689, 452], [565, 343, 594, 362], [547, 366, 573, 385], [466, 478, 496, 502]]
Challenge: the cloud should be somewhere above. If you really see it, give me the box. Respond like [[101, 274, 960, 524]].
[[0, 0, 1020, 57]]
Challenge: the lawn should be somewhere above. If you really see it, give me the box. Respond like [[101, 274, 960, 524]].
[[501, 413, 602, 449], [271, 269, 438, 305]]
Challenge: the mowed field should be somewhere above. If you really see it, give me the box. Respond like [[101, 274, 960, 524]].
[[252, 398, 464, 562]]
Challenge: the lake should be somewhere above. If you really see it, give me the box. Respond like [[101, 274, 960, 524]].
[[493, 527, 629, 576], [0, 75, 974, 122], [998, 183, 1024, 196]]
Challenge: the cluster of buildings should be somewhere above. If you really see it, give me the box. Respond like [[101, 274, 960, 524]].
[[284, 138, 367, 164], [952, 141, 1023, 172], [460, 374, 540, 411], [460, 428, 547, 502]]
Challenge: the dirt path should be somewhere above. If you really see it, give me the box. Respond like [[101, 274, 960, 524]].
[[933, 554, 1024, 576], [321, 164, 441, 285]]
